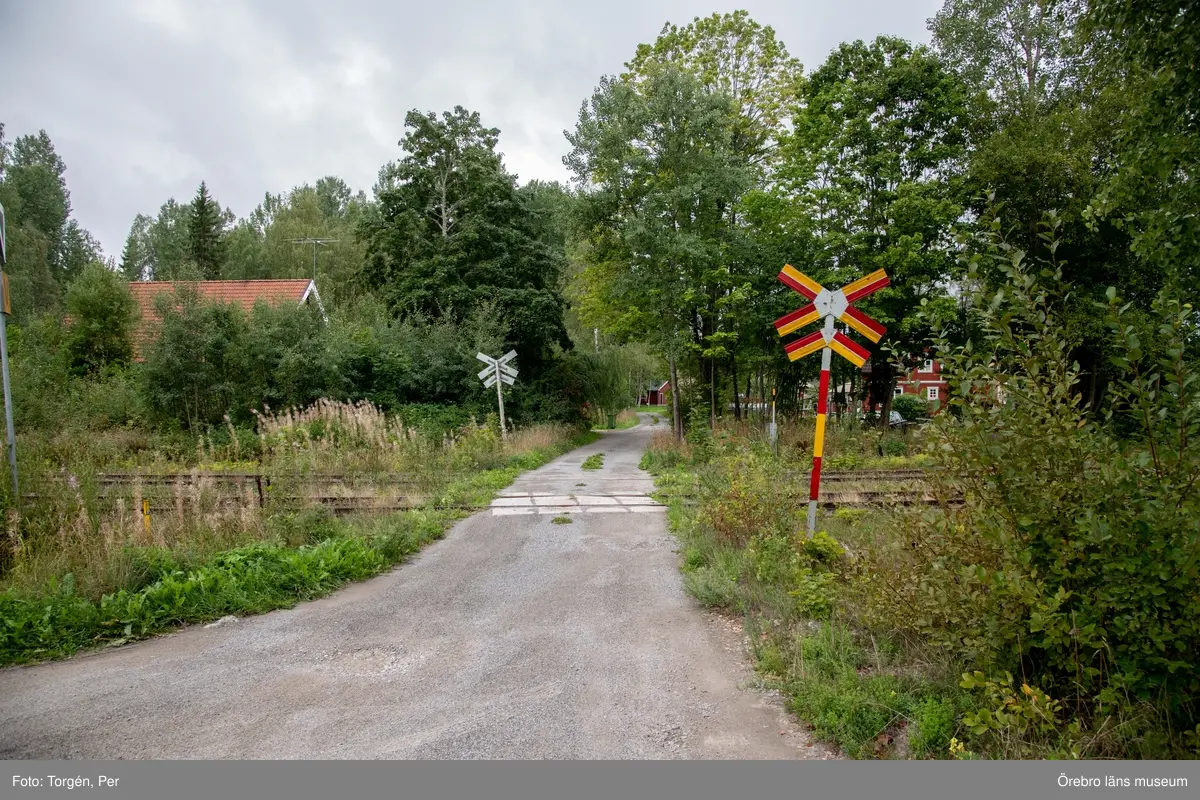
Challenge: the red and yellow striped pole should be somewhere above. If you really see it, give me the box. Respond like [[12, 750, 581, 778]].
[[809, 343, 832, 535]]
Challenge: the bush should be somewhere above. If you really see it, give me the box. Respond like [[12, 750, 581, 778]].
[[891, 393, 931, 422], [894, 220, 1200, 729], [64, 261, 138, 375]]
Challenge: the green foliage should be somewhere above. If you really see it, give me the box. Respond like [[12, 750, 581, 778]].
[[890, 394, 932, 423], [581, 454, 604, 471], [0, 125, 102, 316], [360, 106, 570, 368], [928, 0, 1081, 113], [900, 218, 1200, 727], [138, 287, 251, 429], [64, 261, 139, 375], [0, 515, 443, 664], [188, 181, 227, 280], [910, 697, 959, 758], [1081, 1, 1200, 297], [782, 35, 973, 404]]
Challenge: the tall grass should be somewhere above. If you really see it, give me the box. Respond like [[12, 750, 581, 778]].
[[647, 418, 1200, 760], [0, 399, 588, 602]]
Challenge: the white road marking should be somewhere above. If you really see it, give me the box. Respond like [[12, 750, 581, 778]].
[[490, 493, 664, 516]]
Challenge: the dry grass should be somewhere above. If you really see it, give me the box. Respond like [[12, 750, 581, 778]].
[[505, 423, 572, 454], [1, 400, 583, 599]]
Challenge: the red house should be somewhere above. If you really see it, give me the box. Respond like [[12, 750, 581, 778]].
[[640, 380, 670, 406], [894, 356, 948, 408], [863, 356, 949, 413]]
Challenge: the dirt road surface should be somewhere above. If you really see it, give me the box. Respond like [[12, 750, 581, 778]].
[[0, 414, 835, 759]]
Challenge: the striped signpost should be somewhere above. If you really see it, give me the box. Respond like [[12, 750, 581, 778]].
[[774, 265, 890, 536]]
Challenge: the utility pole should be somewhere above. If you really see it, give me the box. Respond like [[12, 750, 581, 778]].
[[0, 202, 17, 501], [289, 237, 338, 281]]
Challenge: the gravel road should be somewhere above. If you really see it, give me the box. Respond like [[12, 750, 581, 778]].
[[0, 414, 835, 759]]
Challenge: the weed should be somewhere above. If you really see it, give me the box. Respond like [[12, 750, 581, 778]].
[[581, 454, 604, 470], [552, 516, 573, 525]]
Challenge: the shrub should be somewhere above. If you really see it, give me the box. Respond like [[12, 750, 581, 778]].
[[695, 449, 793, 546], [891, 393, 931, 423], [64, 261, 138, 375], [897, 219, 1200, 727]]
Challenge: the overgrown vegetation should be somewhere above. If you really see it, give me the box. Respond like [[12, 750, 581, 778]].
[[581, 454, 605, 471], [647, 221, 1200, 759], [0, 410, 594, 665]]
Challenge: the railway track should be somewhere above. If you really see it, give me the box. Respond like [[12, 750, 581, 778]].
[[32, 468, 951, 516], [794, 469, 929, 483]]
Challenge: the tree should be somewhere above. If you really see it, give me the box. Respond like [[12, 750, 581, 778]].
[[780, 37, 973, 422], [139, 288, 248, 429], [566, 67, 752, 438], [0, 126, 73, 315], [7, 130, 70, 254], [1079, 0, 1200, 301], [188, 181, 226, 280], [360, 107, 570, 369], [145, 198, 191, 280], [623, 11, 802, 166], [620, 13, 805, 426], [120, 214, 153, 280], [929, 0, 1083, 116], [64, 261, 138, 375], [222, 181, 369, 302], [60, 219, 103, 282]]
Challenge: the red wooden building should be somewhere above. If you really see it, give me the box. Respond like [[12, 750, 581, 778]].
[[639, 380, 670, 406], [862, 356, 950, 413]]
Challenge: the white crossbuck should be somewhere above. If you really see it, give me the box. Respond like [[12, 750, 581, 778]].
[[477, 350, 517, 388]]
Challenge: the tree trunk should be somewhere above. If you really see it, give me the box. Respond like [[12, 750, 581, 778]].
[[880, 364, 896, 427], [669, 353, 683, 442], [709, 365, 715, 429], [731, 356, 742, 421]]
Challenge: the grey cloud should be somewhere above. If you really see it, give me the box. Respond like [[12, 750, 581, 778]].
[[0, 0, 942, 258]]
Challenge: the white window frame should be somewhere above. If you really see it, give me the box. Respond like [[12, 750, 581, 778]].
[[923, 359, 934, 373], [893, 386, 903, 397], [927, 386, 939, 401]]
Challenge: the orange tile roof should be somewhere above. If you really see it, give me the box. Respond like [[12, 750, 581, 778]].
[[129, 280, 316, 359]]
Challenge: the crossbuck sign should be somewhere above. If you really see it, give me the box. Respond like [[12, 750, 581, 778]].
[[774, 265, 890, 536], [477, 350, 518, 439]]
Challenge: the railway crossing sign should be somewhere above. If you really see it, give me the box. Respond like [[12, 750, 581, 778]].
[[477, 350, 518, 439], [773, 265, 889, 536]]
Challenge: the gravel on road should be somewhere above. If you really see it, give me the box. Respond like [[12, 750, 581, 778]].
[[0, 414, 836, 760]]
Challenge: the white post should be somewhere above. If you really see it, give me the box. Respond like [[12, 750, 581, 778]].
[[495, 361, 507, 441]]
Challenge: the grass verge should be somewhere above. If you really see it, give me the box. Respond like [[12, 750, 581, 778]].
[[0, 429, 600, 667], [645, 422, 1199, 760]]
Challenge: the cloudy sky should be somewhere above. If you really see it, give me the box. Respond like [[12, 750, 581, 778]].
[[0, 0, 942, 258]]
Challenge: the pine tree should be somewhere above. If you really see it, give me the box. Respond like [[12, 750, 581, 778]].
[[188, 181, 226, 280]]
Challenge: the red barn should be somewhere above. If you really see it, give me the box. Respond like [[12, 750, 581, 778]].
[[640, 380, 670, 406]]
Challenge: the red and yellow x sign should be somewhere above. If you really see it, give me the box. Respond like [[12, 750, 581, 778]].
[[773, 264, 890, 536], [773, 265, 889, 367]]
